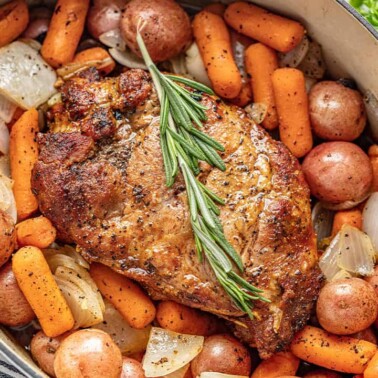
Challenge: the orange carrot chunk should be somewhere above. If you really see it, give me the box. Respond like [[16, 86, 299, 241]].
[[272, 68, 313, 158], [290, 325, 377, 374], [245, 43, 279, 130], [331, 209, 362, 236], [41, 0, 90, 68], [224, 1, 305, 53], [12, 246, 74, 337], [73, 47, 116, 75], [0, 0, 29, 48], [193, 10, 242, 99], [90, 263, 156, 329], [9, 108, 39, 221], [16, 216, 57, 249], [364, 350, 378, 378], [251, 351, 299, 378], [156, 301, 222, 336]]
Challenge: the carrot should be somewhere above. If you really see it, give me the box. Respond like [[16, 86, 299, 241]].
[[156, 301, 222, 336], [16, 216, 57, 249], [368, 145, 378, 192], [90, 263, 156, 329], [12, 246, 74, 337], [73, 47, 116, 75], [290, 325, 377, 374], [203, 3, 226, 16], [193, 10, 242, 99], [41, 0, 90, 68], [331, 209, 362, 236], [224, 2, 305, 53], [250, 351, 299, 378], [229, 80, 253, 107], [272, 68, 313, 158], [0, 0, 29, 48], [365, 350, 378, 378], [245, 43, 279, 130], [9, 108, 39, 221]]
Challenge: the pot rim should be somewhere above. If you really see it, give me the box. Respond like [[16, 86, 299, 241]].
[[337, 0, 378, 39]]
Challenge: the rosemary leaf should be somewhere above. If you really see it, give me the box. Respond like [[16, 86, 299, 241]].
[[165, 74, 215, 95]]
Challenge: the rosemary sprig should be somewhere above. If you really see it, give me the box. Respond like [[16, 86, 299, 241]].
[[136, 26, 269, 318]]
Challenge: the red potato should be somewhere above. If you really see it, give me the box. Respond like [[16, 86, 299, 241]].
[[87, 0, 126, 39], [0, 210, 16, 268], [53, 329, 122, 378], [120, 357, 145, 378], [120, 0, 192, 62], [0, 263, 35, 327], [365, 266, 378, 297], [191, 334, 251, 377], [309, 81, 366, 141], [302, 142, 373, 207], [30, 331, 71, 378], [316, 278, 378, 335]]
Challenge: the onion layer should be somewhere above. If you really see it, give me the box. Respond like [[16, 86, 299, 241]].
[[44, 246, 105, 328], [0, 42, 56, 109], [93, 300, 150, 355], [0, 173, 16, 223], [319, 224, 375, 281], [363, 192, 378, 251], [142, 327, 204, 377]]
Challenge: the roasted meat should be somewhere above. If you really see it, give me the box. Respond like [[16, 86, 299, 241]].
[[32, 68, 322, 358]]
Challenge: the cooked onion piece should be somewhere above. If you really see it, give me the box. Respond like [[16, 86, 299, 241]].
[[364, 90, 378, 142], [93, 300, 150, 354], [279, 35, 309, 68], [0, 174, 16, 223], [99, 28, 126, 51], [319, 224, 376, 281], [0, 94, 16, 124], [297, 39, 326, 79], [311, 202, 334, 244], [245, 103, 268, 124], [0, 119, 9, 155], [0, 41, 56, 109], [109, 47, 147, 69], [142, 327, 204, 377], [363, 192, 378, 251], [185, 42, 211, 87], [44, 246, 105, 328]]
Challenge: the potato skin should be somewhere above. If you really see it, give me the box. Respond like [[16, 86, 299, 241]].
[[0, 210, 16, 267], [316, 278, 378, 335], [53, 329, 122, 378], [302, 142, 373, 204], [0, 262, 35, 327], [120, 357, 145, 378], [191, 334, 251, 377], [309, 81, 366, 141], [120, 0, 192, 62], [87, 0, 126, 39], [30, 331, 71, 378]]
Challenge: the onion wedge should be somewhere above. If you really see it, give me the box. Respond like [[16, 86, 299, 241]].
[[142, 327, 204, 377]]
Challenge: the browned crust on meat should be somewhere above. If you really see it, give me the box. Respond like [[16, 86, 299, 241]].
[[32, 68, 321, 358]]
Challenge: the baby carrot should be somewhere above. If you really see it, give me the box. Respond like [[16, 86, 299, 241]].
[[203, 3, 226, 16], [272, 68, 313, 158], [9, 108, 39, 221], [245, 43, 279, 130], [290, 325, 377, 374], [250, 351, 299, 378], [364, 350, 378, 378], [12, 246, 74, 337], [0, 0, 29, 48], [156, 301, 222, 336], [16, 216, 57, 249], [193, 10, 242, 99], [90, 263, 156, 329], [73, 47, 116, 75], [368, 145, 378, 192], [331, 209, 362, 236], [41, 0, 90, 68], [224, 2, 305, 53]]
